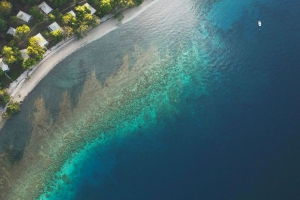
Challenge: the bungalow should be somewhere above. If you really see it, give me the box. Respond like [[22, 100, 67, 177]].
[[38, 1, 53, 15], [6, 27, 16, 36], [83, 3, 96, 15], [17, 11, 32, 23], [68, 10, 76, 17], [20, 49, 29, 60], [47, 22, 63, 32], [34, 33, 49, 47], [0, 58, 9, 72]]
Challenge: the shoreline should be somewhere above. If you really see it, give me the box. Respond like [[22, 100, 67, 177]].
[[0, 0, 157, 125]]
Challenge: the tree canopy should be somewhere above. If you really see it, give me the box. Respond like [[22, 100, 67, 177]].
[[0, 17, 7, 32], [14, 24, 30, 40], [2, 46, 23, 65], [100, 0, 112, 13], [0, 0, 12, 16], [2, 46, 16, 64], [26, 37, 46, 62], [50, 29, 63, 41], [0, 89, 10, 105]]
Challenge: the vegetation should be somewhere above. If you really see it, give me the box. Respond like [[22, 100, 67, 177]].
[[0, 0, 144, 118], [29, 5, 44, 22], [14, 24, 31, 41], [100, 0, 112, 13], [2, 46, 23, 65], [22, 36, 46, 69], [73, 5, 100, 38], [0, 17, 7, 32], [48, 14, 56, 23], [114, 12, 124, 21], [0, 0, 12, 16], [0, 89, 10, 106], [2, 102, 21, 119], [50, 30, 63, 41], [22, 58, 37, 69]]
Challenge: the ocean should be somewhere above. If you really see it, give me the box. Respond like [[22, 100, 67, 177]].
[[0, 0, 300, 199]]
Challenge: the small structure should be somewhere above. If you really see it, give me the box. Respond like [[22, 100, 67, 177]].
[[68, 10, 76, 17], [17, 11, 32, 23], [7, 27, 16, 36], [47, 21, 63, 32], [0, 58, 9, 72], [34, 33, 49, 47], [20, 49, 29, 60], [83, 3, 96, 15], [38, 1, 53, 14]]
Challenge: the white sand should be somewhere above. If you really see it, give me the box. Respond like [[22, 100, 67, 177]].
[[9, 0, 158, 103], [0, 0, 158, 126]]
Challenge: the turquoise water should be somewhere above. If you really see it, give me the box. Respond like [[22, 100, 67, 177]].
[[1, 0, 300, 199]]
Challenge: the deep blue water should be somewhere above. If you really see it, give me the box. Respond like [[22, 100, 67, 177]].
[[1, 0, 300, 199], [73, 0, 300, 199]]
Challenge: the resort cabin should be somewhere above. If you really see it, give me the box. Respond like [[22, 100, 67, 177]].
[[47, 22, 63, 32], [34, 33, 49, 47], [38, 2, 53, 15], [83, 3, 96, 15], [20, 49, 29, 60], [6, 27, 16, 36], [17, 11, 32, 23], [68, 10, 76, 17], [0, 58, 9, 72]]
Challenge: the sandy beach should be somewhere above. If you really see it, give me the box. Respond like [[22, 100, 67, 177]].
[[8, 0, 158, 103], [0, 0, 158, 126]]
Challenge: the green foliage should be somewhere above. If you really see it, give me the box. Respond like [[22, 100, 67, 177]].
[[75, 5, 91, 20], [41, 30, 51, 40], [9, 16, 19, 26], [21, 0, 41, 5], [73, 5, 101, 38], [0, 89, 10, 106], [14, 24, 30, 40], [0, 0, 12, 16], [2, 45, 24, 65], [0, 17, 7, 32], [100, 0, 112, 13], [52, 0, 72, 6], [2, 46, 15, 64], [0, 68, 3, 76], [62, 13, 74, 26], [22, 58, 37, 69], [62, 26, 73, 38], [48, 13, 55, 22], [26, 37, 46, 61], [29, 6, 44, 22], [2, 101, 21, 119], [52, 9, 63, 22], [50, 29, 63, 41], [114, 12, 124, 21], [118, 0, 135, 8], [133, 0, 144, 6]]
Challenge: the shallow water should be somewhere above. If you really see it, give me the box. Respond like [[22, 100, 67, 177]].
[[1, 0, 300, 199]]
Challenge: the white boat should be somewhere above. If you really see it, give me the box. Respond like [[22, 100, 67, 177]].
[[258, 21, 262, 26]]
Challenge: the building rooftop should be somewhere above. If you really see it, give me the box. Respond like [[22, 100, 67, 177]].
[[20, 49, 29, 59], [38, 1, 53, 14], [0, 58, 9, 72], [83, 3, 96, 15], [17, 11, 32, 23], [34, 33, 49, 47], [48, 22, 63, 32], [68, 10, 76, 17], [7, 27, 16, 35]]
